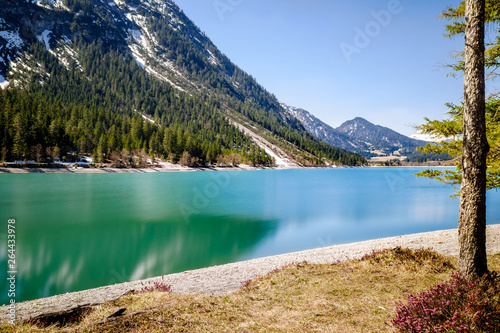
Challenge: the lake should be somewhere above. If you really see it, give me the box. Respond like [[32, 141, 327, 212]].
[[1, 167, 499, 304]]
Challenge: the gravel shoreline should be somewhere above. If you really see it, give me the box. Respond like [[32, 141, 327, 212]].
[[0, 164, 276, 174], [2, 225, 500, 323]]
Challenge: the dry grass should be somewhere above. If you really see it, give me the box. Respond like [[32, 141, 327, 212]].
[[3, 249, 500, 333]]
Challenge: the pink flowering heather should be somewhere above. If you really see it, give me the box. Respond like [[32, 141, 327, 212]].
[[137, 275, 172, 293], [393, 272, 500, 332]]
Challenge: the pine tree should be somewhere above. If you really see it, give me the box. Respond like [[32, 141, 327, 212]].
[[458, 0, 489, 277]]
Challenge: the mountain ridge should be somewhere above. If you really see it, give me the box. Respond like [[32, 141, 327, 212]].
[[281, 104, 429, 158]]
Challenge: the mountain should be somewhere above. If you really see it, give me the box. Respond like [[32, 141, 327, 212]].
[[0, 0, 366, 167], [281, 104, 359, 151], [336, 117, 428, 156], [281, 105, 428, 158]]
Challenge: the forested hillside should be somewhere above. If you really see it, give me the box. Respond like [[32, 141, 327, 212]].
[[1, 41, 273, 167]]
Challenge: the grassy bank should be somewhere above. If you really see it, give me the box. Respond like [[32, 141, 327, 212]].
[[3, 248, 500, 332]]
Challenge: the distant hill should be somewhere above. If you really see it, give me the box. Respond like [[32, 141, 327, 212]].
[[336, 117, 429, 156], [281, 104, 430, 158]]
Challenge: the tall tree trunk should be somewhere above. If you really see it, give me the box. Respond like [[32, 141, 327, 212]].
[[458, 0, 489, 277]]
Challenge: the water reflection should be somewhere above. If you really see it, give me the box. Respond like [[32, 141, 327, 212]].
[[0, 214, 276, 304]]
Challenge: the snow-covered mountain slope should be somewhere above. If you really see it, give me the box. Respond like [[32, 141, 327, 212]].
[[1, 0, 190, 89]]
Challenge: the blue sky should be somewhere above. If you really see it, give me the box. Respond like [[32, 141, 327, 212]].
[[174, 0, 467, 136]]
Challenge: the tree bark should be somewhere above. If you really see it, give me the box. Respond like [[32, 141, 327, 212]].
[[458, 0, 489, 277]]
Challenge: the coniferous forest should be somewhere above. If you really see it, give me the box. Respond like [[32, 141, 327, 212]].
[[1, 42, 275, 167]]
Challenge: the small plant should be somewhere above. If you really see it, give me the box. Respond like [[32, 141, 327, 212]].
[[361, 248, 390, 261], [392, 271, 500, 332], [136, 275, 172, 293], [267, 262, 297, 276], [242, 279, 253, 288], [331, 258, 343, 265]]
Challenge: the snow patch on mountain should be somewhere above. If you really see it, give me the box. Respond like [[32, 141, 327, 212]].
[[0, 75, 9, 89], [113, 0, 138, 11], [125, 12, 158, 52], [131, 51, 145, 68], [34, 0, 54, 9], [127, 27, 153, 69], [52, 37, 84, 72], [39, 30, 52, 51], [207, 49, 219, 66], [130, 29, 148, 50], [229, 119, 300, 168], [0, 30, 24, 49], [145, 65, 186, 92], [35, 0, 69, 11]]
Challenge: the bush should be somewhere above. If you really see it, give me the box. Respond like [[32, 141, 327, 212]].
[[392, 272, 500, 332]]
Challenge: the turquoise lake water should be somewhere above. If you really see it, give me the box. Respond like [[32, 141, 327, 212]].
[[1, 167, 499, 304]]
